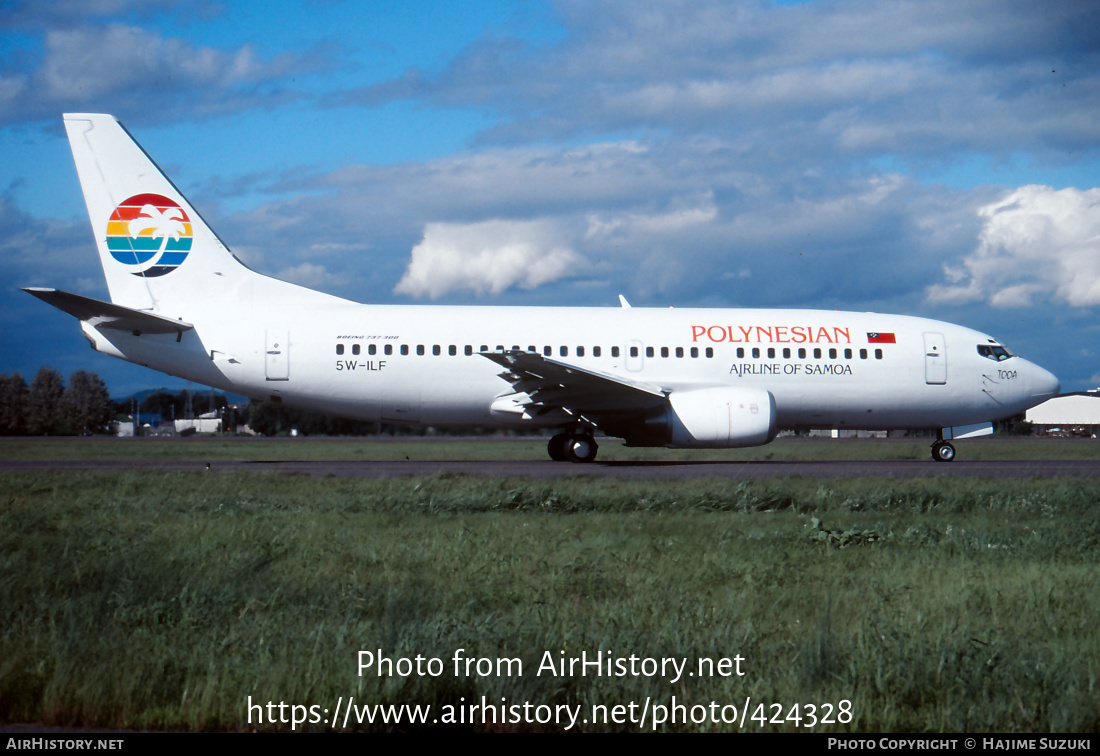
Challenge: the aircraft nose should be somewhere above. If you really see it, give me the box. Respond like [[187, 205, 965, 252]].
[[1029, 363, 1060, 401]]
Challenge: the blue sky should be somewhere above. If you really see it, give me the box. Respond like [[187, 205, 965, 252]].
[[1, 0, 1098, 396]]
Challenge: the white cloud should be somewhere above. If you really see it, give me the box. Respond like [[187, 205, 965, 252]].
[[359, 0, 1100, 158], [1, 23, 308, 125], [927, 185, 1100, 308], [393, 219, 585, 299], [39, 25, 289, 101]]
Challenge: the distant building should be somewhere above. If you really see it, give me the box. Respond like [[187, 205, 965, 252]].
[[1025, 390, 1100, 438], [175, 417, 222, 434], [807, 429, 889, 439]]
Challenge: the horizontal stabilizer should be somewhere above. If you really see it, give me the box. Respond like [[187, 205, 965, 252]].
[[22, 288, 193, 336]]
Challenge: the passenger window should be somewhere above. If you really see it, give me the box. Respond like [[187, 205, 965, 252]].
[[481, 345, 489, 353], [660, 347, 669, 358], [577, 346, 585, 357], [690, 347, 698, 358], [465, 345, 473, 356], [875, 349, 883, 359], [433, 345, 441, 356], [385, 345, 393, 356], [528, 346, 536, 353], [417, 345, 425, 356], [594, 346, 602, 357], [544, 346, 552, 356], [336, 344, 344, 355], [737, 347, 744, 358], [630, 346, 638, 358], [401, 345, 409, 355], [752, 347, 760, 358], [767, 347, 775, 359], [860, 349, 867, 359], [783, 348, 790, 359], [352, 344, 361, 355], [813, 348, 821, 359], [675, 347, 683, 358], [612, 346, 620, 357], [560, 346, 568, 357], [829, 348, 837, 359], [369, 344, 376, 355], [844, 348, 852, 359], [798, 348, 806, 359], [706, 348, 713, 358], [449, 345, 456, 356], [646, 346, 654, 358]]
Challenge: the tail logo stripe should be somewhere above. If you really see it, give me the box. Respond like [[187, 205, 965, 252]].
[[105, 194, 193, 277]]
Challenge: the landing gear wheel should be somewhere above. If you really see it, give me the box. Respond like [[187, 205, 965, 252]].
[[931, 441, 956, 463], [547, 433, 570, 461], [564, 434, 599, 463]]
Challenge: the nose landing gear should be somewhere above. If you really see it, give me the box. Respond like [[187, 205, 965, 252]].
[[548, 432, 599, 463]]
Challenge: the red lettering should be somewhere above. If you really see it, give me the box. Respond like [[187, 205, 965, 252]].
[[690, 323, 844, 345]]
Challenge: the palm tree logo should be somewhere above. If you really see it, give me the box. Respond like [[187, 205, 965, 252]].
[[128, 205, 186, 269], [106, 194, 193, 276]]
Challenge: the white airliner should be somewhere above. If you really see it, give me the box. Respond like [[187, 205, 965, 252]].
[[26, 114, 1060, 463]]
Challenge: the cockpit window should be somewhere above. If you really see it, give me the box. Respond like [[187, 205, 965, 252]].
[[977, 344, 1014, 362]]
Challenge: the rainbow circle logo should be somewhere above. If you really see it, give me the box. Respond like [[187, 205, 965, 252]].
[[105, 194, 193, 277]]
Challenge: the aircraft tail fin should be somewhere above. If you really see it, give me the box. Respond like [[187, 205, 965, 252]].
[[63, 114, 338, 315]]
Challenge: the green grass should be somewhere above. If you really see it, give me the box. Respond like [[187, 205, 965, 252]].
[[2, 471, 1098, 731], [1, 434, 1098, 462]]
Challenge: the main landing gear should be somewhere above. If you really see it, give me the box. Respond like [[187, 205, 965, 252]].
[[931, 440, 956, 463], [548, 432, 599, 463]]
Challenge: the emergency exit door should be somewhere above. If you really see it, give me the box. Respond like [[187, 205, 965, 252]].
[[923, 332, 946, 385], [266, 330, 289, 381]]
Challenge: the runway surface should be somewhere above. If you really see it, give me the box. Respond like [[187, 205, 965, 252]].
[[2, 457, 1098, 478]]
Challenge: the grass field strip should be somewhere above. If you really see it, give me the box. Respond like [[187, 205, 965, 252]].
[[2, 469, 1098, 731]]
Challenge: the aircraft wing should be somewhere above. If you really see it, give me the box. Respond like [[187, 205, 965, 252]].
[[481, 350, 668, 425], [23, 288, 194, 337]]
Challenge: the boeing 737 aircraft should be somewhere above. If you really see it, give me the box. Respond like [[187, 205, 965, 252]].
[[26, 114, 1060, 462]]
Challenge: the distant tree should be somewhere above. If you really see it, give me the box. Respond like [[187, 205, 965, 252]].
[[248, 401, 288, 436], [27, 367, 67, 435], [64, 370, 115, 435], [0, 373, 29, 435], [190, 390, 227, 416], [1010, 419, 1034, 436], [139, 391, 179, 421]]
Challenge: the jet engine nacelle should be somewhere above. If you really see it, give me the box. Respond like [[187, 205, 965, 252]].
[[649, 386, 778, 448]]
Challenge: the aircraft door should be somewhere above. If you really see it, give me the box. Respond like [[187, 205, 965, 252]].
[[923, 332, 946, 385], [625, 340, 645, 372], [265, 330, 289, 381]]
